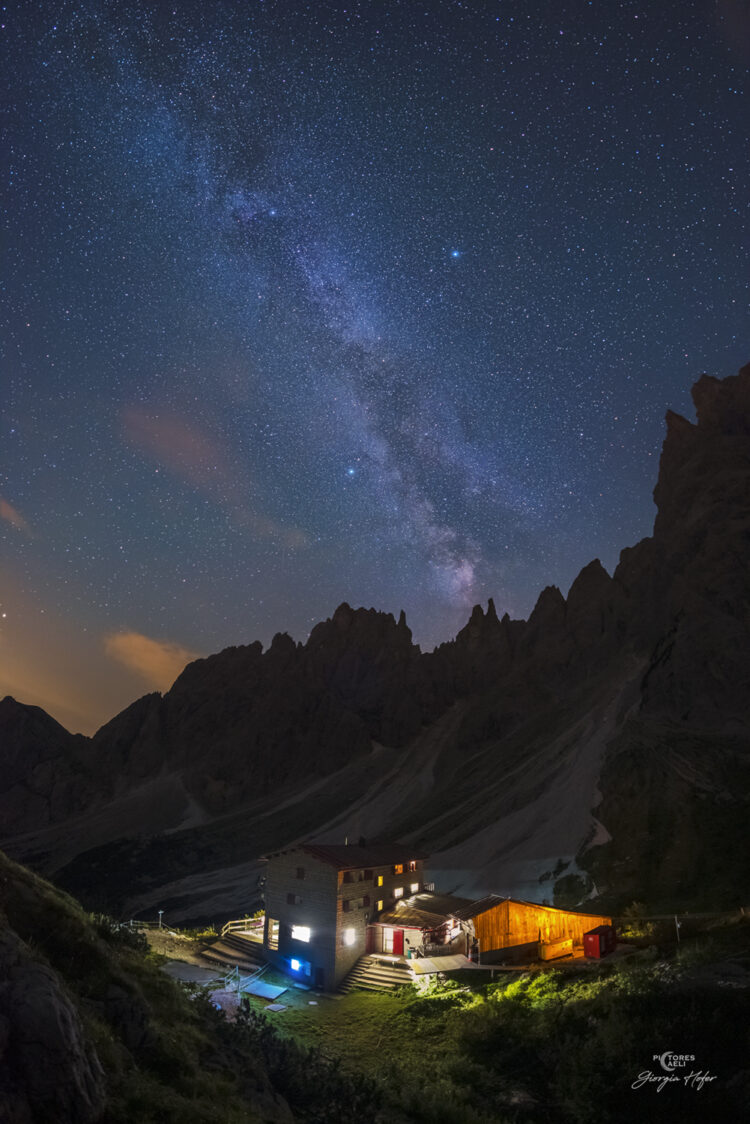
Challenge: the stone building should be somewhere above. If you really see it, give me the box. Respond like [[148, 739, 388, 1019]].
[[261, 841, 427, 989]]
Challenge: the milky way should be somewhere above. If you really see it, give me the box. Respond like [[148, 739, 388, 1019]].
[[2, 1, 749, 731]]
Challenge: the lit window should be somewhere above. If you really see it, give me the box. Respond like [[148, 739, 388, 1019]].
[[266, 919, 279, 950], [410, 882, 419, 894], [393, 887, 403, 899], [393, 863, 403, 875], [343, 928, 356, 947], [409, 860, 417, 872], [291, 958, 301, 972], [376, 899, 384, 912], [376, 875, 384, 887], [291, 925, 311, 942]]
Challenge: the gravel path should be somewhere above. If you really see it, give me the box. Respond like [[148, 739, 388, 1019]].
[[146, 928, 217, 967]]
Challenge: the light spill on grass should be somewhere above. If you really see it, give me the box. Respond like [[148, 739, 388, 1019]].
[[248, 984, 483, 1083]]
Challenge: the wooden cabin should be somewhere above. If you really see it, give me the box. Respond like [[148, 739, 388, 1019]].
[[454, 895, 613, 962]]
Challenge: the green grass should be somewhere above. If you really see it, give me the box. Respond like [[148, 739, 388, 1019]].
[[242, 923, 750, 1124], [0, 849, 378, 1122], [4, 845, 748, 1124]]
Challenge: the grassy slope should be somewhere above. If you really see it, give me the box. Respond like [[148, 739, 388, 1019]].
[[0, 849, 290, 1123], [248, 924, 750, 1124], [3, 845, 748, 1124]]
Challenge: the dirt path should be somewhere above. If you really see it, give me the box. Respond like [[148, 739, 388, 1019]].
[[145, 928, 215, 966]]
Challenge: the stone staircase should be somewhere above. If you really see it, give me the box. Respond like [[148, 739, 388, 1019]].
[[201, 930, 267, 972], [339, 955, 414, 993]]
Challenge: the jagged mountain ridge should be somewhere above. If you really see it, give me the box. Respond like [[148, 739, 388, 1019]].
[[1, 363, 749, 918]]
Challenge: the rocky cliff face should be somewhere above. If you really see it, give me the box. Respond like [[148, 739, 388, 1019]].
[[0, 699, 93, 835], [0, 924, 106, 1124], [0, 851, 292, 1123], [1, 363, 749, 916]]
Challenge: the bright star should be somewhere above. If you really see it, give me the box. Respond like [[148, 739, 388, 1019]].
[[346, 467, 356, 477], [451, 249, 461, 258]]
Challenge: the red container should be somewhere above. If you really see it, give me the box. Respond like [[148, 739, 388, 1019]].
[[583, 924, 617, 959]]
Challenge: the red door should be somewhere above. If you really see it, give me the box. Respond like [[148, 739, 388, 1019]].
[[393, 929, 404, 956]]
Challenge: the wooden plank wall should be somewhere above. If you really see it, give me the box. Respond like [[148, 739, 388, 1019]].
[[474, 899, 510, 952], [475, 900, 612, 952]]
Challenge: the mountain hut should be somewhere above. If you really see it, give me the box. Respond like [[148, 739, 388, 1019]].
[[453, 896, 613, 962]]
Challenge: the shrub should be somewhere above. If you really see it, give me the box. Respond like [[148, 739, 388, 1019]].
[[89, 913, 149, 952], [231, 1000, 383, 1123]]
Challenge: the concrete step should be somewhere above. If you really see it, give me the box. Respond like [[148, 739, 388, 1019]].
[[222, 930, 265, 956], [365, 958, 413, 978], [201, 939, 266, 972], [341, 979, 399, 993], [339, 955, 414, 993], [352, 967, 408, 984]]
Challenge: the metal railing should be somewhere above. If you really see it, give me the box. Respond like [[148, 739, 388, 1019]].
[[220, 962, 269, 993], [220, 917, 265, 939]]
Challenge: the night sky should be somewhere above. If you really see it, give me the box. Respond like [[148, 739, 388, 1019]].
[[2, 0, 749, 733]]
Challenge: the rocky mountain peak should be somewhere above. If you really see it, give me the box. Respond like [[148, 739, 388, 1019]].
[[528, 585, 566, 630], [269, 631, 297, 656], [691, 361, 750, 435], [653, 360, 750, 540], [454, 600, 504, 649], [1, 363, 749, 921], [0, 694, 69, 733], [307, 602, 414, 658], [0, 696, 83, 783]]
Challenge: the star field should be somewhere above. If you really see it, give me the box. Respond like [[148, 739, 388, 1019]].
[[1, 0, 749, 732]]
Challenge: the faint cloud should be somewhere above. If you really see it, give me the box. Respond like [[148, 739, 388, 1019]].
[[122, 407, 238, 498], [104, 630, 199, 690], [121, 405, 308, 548], [0, 497, 31, 535], [236, 510, 309, 550]]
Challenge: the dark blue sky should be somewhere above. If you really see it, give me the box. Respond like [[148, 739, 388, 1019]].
[[2, 0, 749, 732]]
